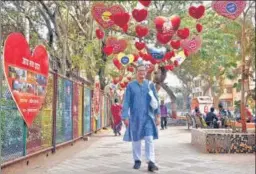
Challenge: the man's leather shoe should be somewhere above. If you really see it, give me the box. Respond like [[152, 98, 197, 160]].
[[133, 160, 141, 169], [148, 161, 159, 172]]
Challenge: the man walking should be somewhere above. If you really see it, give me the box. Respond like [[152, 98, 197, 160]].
[[160, 100, 168, 130], [122, 63, 160, 172]]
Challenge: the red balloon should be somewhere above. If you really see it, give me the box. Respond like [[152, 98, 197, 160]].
[[127, 76, 132, 81], [96, 29, 104, 39], [164, 51, 174, 61], [122, 24, 129, 33], [177, 28, 190, 39], [132, 9, 148, 22], [184, 49, 190, 57], [154, 16, 166, 32], [170, 40, 181, 49], [170, 15, 181, 30], [189, 5, 205, 19], [113, 57, 122, 70], [157, 32, 172, 44], [138, 0, 151, 7], [164, 64, 174, 71], [174, 60, 179, 67], [103, 46, 113, 56], [135, 25, 149, 38], [196, 23, 203, 33], [112, 12, 130, 28], [127, 66, 134, 72], [135, 42, 146, 51], [133, 53, 139, 62]]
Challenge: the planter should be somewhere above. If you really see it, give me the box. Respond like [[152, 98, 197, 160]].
[[191, 128, 256, 153]]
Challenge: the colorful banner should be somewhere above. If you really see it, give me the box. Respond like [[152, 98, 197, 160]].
[[84, 87, 91, 134], [3, 33, 49, 127], [72, 83, 79, 139], [56, 78, 73, 144]]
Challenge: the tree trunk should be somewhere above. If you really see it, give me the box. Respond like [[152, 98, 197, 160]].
[[160, 83, 177, 119]]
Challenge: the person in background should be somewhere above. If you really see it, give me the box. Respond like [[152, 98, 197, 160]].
[[218, 103, 228, 128], [111, 98, 122, 136], [205, 107, 219, 128], [160, 100, 168, 130], [245, 105, 253, 123]]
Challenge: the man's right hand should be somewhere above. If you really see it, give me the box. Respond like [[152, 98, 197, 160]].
[[123, 119, 129, 127]]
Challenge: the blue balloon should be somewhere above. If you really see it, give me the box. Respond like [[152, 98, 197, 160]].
[[148, 47, 165, 60]]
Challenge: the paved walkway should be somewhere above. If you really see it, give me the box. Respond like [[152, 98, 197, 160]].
[[27, 127, 255, 174]]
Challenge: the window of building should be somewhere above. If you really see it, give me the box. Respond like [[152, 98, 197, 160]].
[[226, 87, 232, 94]]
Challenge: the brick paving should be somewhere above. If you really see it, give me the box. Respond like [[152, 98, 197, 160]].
[[26, 127, 255, 174]]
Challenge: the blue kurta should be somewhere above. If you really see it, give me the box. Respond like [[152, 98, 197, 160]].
[[121, 80, 160, 142]]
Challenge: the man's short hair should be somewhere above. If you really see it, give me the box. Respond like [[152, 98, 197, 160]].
[[210, 107, 215, 112]]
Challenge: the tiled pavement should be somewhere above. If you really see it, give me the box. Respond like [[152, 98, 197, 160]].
[[30, 127, 255, 174]]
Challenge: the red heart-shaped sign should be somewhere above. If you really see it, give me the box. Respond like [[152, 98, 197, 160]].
[[111, 12, 130, 28], [181, 36, 202, 54], [170, 40, 181, 49], [139, 0, 151, 7], [91, 3, 125, 29], [189, 5, 205, 19], [177, 28, 190, 39], [106, 37, 127, 54], [135, 42, 146, 51], [103, 46, 113, 56], [3, 33, 49, 127], [212, 1, 246, 20], [96, 29, 104, 39], [132, 9, 148, 22], [157, 33, 173, 45], [196, 23, 203, 33], [135, 25, 149, 38]]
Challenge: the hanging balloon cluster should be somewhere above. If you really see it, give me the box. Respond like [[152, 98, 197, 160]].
[[144, 4, 206, 71], [91, 1, 207, 89]]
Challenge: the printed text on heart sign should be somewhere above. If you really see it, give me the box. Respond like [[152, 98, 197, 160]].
[[22, 57, 40, 71]]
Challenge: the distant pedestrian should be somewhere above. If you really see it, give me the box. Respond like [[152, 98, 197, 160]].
[[111, 98, 122, 136], [160, 100, 168, 130], [122, 63, 160, 172], [205, 107, 219, 128]]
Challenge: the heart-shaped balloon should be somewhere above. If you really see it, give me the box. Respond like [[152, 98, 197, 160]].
[[170, 15, 181, 30], [170, 40, 181, 49], [181, 36, 202, 54], [3, 33, 49, 127], [122, 24, 128, 33], [95, 29, 104, 39], [147, 47, 166, 60], [135, 42, 146, 51], [111, 12, 130, 28], [117, 53, 134, 65], [163, 51, 175, 61], [132, 9, 148, 22], [127, 66, 135, 72], [164, 64, 175, 71], [177, 28, 190, 39], [133, 54, 139, 62], [184, 49, 190, 57], [174, 60, 179, 67], [106, 37, 127, 54], [103, 46, 113, 56], [91, 3, 125, 28], [212, 1, 246, 20], [138, 0, 151, 7], [157, 32, 173, 44], [154, 16, 177, 34], [189, 5, 205, 19], [135, 25, 149, 38], [196, 23, 203, 33], [113, 57, 122, 70]]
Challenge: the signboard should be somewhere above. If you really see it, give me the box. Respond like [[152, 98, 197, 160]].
[[3, 33, 49, 127]]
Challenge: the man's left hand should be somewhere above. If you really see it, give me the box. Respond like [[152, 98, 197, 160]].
[[156, 115, 160, 126]]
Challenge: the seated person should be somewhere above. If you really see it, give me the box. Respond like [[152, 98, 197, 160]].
[[205, 107, 219, 128]]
